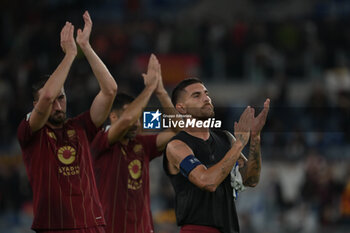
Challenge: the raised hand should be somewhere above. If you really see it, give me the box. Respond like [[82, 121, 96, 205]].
[[234, 106, 254, 147], [154, 56, 166, 95], [76, 11, 92, 48], [142, 54, 159, 90], [60, 22, 77, 56], [251, 99, 270, 137]]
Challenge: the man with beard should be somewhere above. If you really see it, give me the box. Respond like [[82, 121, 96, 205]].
[[163, 78, 270, 233], [17, 12, 117, 233], [91, 54, 178, 233]]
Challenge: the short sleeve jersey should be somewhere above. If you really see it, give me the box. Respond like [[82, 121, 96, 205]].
[[91, 128, 161, 233], [17, 111, 105, 230]]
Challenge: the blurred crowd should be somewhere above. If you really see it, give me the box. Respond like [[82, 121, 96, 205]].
[[1, 0, 350, 232]]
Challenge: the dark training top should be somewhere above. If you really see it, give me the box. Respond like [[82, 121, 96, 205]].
[[163, 129, 240, 233]]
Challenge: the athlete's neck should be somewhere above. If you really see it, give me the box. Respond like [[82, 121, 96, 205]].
[[120, 138, 130, 145], [184, 128, 210, 141], [46, 122, 64, 129]]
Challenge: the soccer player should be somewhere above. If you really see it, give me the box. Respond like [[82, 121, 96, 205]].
[[164, 78, 270, 233], [17, 11, 117, 233], [91, 54, 178, 233]]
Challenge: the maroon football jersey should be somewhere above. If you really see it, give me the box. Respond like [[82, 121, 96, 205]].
[[36, 225, 105, 233], [91, 128, 161, 233], [17, 111, 106, 230]]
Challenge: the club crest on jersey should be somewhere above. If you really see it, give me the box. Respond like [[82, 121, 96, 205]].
[[128, 159, 142, 179], [128, 159, 143, 190], [67, 130, 76, 138], [133, 144, 143, 154], [57, 146, 76, 165]]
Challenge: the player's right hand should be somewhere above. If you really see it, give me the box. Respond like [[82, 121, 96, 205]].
[[60, 21, 77, 56], [234, 106, 254, 147]]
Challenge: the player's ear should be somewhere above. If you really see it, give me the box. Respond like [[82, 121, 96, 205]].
[[109, 111, 118, 123], [176, 103, 186, 114]]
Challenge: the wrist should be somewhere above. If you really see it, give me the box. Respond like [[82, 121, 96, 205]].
[[145, 84, 157, 93], [155, 89, 167, 96], [65, 52, 77, 59], [78, 42, 92, 51], [251, 133, 261, 141], [233, 139, 244, 150]]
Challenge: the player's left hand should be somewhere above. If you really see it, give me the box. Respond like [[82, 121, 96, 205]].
[[142, 54, 159, 90], [251, 98, 270, 137], [154, 56, 166, 95], [76, 10, 92, 48]]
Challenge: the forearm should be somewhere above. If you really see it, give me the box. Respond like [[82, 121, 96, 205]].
[[198, 141, 244, 191], [122, 86, 154, 123], [29, 53, 75, 132], [80, 44, 117, 95], [41, 54, 75, 99], [156, 91, 176, 114], [107, 86, 155, 143], [242, 135, 261, 187], [156, 91, 181, 132]]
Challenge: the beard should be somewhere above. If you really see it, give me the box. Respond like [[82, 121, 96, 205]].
[[124, 126, 138, 139], [48, 111, 66, 126], [190, 104, 215, 120]]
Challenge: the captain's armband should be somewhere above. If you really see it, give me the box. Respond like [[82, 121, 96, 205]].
[[179, 154, 202, 178]]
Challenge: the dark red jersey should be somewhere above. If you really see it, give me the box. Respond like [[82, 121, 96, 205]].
[[17, 111, 106, 230], [91, 128, 161, 233]]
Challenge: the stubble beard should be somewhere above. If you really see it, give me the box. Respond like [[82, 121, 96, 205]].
[[124, 126, 138, 140], [192, 105, 215, 120], [48, 111, 66, 126]]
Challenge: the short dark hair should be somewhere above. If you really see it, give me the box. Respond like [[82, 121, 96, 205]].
[[112, 93, 135, 111], [31, 75, 50, 101], [171, 78, 203, 105]]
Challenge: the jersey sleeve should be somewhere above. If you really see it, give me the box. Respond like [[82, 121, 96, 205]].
[[140, 134, 162, 161], [90, 127, 111, 158], [17, 113, 37, 148], [73, 111, 101, 142]]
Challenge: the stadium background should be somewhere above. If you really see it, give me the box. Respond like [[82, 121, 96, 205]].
[[0, 0, 350, 232]]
